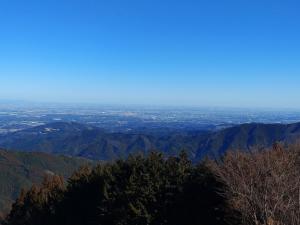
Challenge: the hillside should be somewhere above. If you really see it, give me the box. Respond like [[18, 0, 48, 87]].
[[0, 149, 90, 216], [195, 122, 300, 158], [1, 122, 300, 161]]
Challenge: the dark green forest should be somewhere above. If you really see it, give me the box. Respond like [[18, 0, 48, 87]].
[[3, 144, 300, 225], [3, 152, 239, 225]]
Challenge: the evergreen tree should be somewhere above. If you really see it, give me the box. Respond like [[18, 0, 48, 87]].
[[5, 152, 233, 225]]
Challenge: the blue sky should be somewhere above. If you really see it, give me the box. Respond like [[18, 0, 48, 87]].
[[0, 0, 299, 108]]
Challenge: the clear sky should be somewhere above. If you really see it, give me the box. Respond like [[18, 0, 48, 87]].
[[0, 0, 299, 108]]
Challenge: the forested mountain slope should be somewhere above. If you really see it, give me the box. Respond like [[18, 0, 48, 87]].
[[0, 122, 300, 161], [0, 149, 89, 216]]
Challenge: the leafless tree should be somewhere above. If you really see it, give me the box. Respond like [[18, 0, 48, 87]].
[[210, 144, 300, 225]]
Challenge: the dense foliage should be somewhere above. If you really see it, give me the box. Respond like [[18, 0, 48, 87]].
[[3, 152, 238, 225], [5, 144, 300, 225]]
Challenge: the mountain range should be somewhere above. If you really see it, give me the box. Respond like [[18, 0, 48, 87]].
[[1, 121, 300, 217], [0, 121, 300, 161]]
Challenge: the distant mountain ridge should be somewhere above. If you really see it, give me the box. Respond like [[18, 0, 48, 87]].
[[196, 122, 300, 158], [0, 122, 300, 161]]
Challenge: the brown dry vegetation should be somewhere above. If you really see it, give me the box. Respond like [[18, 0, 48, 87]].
[[3, 144, 300, 225], [211, 143, 300, 225]]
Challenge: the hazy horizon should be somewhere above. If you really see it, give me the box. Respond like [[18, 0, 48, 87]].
[[1, 0, 299, 108], [2, 98, 300, 113]]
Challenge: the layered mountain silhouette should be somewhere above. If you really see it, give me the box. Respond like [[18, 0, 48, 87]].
[[1, 121, 300, 216], [0, 122, 300, 161]]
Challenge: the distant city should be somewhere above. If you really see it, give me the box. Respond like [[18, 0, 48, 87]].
[[1, 101, 300, 134]]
